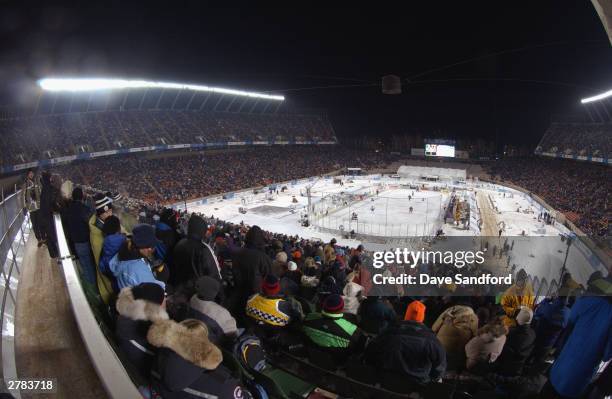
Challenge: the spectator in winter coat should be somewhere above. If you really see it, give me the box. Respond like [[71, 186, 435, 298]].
[[172, 214, 221, 294], [358, 290, 397, 335], [271, 251, 288, 278], [65, 187, 96, 285], [495, 307, 535, 376], [548, 292, 612, 398], [38, 171, 60, 258], [99, 216, 126, 292], [155, 208, 180, 265], [341, 282, 364, 315], [89, 193, 115, 304], [281, 261, 302, 296], [500, 269, 534, 327], [431, 305, 478, 371], [465, 318, 508, 372], [323, 238, 336, 265], [531, 296, 570, 363], [147, 319, 248, 399], [302, 294, 367, 364], [115, 283, 168, 376], [22, 169, 44, 244], [109, 224, 165, 290], [365, 319, 446, 385], [189, 276, 238, 340], [230, 225, 272, 317], [245, 275, 303, 331]]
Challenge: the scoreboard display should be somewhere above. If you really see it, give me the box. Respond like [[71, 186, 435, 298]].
[[425, 143, 455, 157]]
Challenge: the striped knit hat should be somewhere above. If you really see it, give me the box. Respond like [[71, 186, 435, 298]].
[[94, 193, 113, 216]]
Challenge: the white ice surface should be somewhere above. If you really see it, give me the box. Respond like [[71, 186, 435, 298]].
[[187, 176, 606, 286]]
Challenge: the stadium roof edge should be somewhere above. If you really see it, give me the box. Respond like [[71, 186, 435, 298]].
[[592, 0, 612, 46], [37, 78, 285, 101]]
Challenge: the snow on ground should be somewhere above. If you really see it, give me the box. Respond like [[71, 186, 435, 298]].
[[187, 175, 605, 286]]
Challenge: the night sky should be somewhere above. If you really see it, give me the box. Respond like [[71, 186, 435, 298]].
[[0, 1, 611, 146]]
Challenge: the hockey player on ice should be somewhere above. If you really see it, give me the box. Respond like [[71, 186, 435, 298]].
[[370, 205, 375, 212], [409, 206, 413, 213]]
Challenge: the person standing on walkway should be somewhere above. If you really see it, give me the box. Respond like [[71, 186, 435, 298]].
[[22, 169, 44, 246]]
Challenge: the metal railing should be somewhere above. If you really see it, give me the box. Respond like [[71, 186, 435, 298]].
[[0, 189, 27, 398], [53, 214, 141, 398]]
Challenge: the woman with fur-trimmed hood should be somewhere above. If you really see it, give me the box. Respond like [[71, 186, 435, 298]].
[[147, 318, 250, 399], [115, 283, 168, 376]]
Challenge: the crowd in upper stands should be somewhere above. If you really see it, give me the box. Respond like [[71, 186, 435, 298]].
[[22, 168, 611, 399], [537, 122, 612, 159], [486, 158, 611, 239], [0, 110, 336, 167], [54, 147, 395, 204]]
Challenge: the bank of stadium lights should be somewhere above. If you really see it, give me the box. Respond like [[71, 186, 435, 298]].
[[37, 78, 285, 101], [580, 89, 612, 104]]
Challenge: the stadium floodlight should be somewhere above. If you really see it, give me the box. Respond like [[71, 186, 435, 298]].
[[580, 89, 612, 104], [38, 78, 285, 101]]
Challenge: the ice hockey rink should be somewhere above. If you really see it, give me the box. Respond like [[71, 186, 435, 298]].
[[183, 174, 607, 288]]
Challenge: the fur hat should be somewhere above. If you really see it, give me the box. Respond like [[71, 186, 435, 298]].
[[116, 286, 169, 322], [147, 319, 222, 370]]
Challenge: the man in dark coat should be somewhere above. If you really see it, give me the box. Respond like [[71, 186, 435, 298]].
[[38, 171, 60, 259], [365, 319, 446, 386], [229, 225, 272, 317], [172, 214, 220, 295], [495, 306, 535, 376], [155, 208, 181, 266], [65, 187, 96, 285], [115, 283, 168, 376], [530, 296, 570, 363], [358, 288, 398, 335]]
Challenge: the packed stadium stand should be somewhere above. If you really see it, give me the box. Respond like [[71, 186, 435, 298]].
[[536, 122, 612, 159], [54, 147, 397, 204], [485, 158, 611, 239], [0, 110, 336, 167]]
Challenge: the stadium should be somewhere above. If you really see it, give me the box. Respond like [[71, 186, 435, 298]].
[[0, 3, 610, 399]]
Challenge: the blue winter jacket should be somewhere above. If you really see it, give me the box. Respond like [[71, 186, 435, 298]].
[[550, 296, 612, 398], [99, 234, 127, 276], [109, 251, 165, 291], [533, 297, 570, 348]]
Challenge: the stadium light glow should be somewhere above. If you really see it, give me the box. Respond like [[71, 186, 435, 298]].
[[580, 89, 612, 104], [38, 78, 285, 101]]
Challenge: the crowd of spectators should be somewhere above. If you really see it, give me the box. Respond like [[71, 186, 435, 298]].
[[486, 157, 611, 239], [0, 110, 336, 167], [54, 146, 395, 204], [35, 177, 609, 399], [537, 123, 612, 159]]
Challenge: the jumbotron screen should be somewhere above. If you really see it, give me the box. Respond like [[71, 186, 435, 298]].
[[425, 143, 455, 157]]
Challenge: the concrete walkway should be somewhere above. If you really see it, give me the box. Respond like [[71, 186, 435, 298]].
[[14, 236, 107, 399]]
